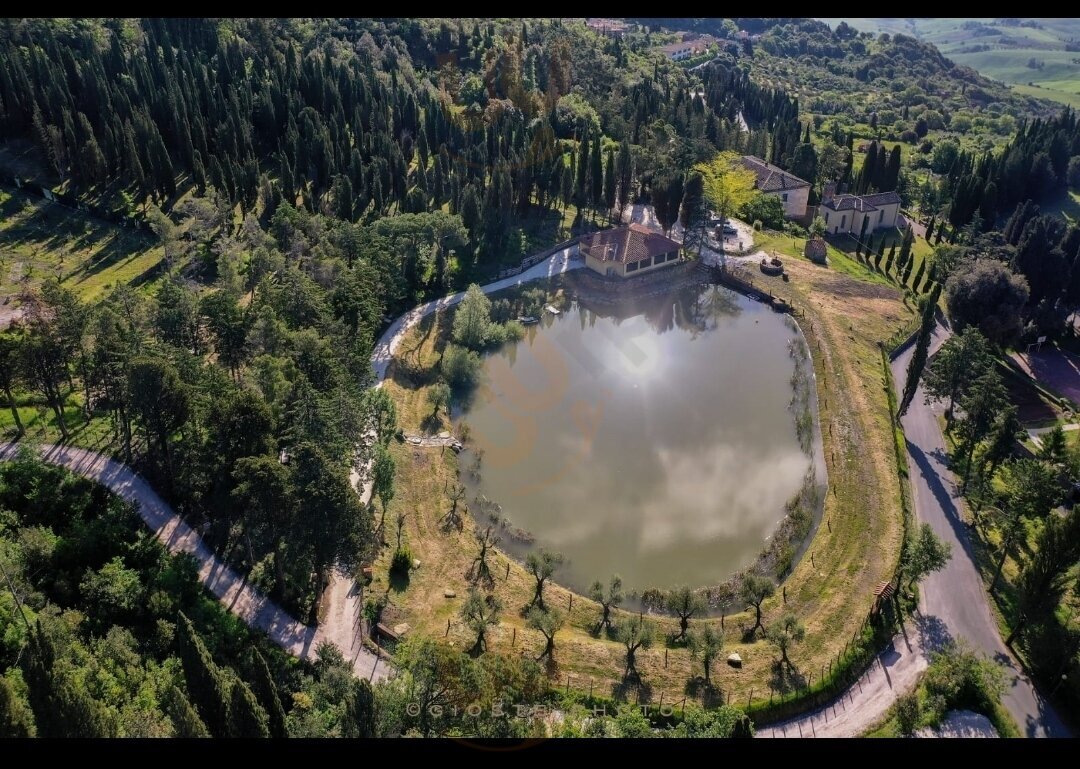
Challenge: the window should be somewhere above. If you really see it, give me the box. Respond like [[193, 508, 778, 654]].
[[841, 215, 846, 229], [824, 212, 829, 225], [653, 255, 663, 266], [879, 210, 884, 223], [668, 251, 678, 262], [781, 193, 788, 202], [626, 261, 638, 272]]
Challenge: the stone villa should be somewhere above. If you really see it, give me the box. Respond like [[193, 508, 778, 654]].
[[739, 155, 810, 220], [580, 223, 682, 278], [818, 183, 901, 236]]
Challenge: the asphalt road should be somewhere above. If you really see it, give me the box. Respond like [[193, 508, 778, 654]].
[[892, 321, 1069, 737]]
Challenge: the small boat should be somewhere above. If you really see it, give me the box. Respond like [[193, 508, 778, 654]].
[[517, 315, 539, 325], [544, 304, 561, 315]]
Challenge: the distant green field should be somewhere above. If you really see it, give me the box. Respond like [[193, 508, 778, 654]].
[[818, 18, 1080, 98], [1011, 83, 1080, 109]]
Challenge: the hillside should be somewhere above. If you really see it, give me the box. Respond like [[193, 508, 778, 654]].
[[818, 18, 1080, 108]]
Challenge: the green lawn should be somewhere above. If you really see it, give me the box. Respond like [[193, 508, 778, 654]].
[[0, 390, 117, 451], [1011, 83, 1080, 110], [0, 187, 165, 302]]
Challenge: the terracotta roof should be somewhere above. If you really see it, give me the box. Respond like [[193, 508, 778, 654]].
[[821, 189, 901, 212], [580, 224, 681, 265], [858, 191, 902, 206], [739, 155, 809, 192], [660, 41, 692, 54]]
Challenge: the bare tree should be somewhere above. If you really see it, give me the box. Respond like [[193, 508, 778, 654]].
[[469, 526, 500, 587], [441, 481, 467, 531]]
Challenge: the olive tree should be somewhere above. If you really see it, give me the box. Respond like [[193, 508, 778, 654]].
[[739, 574, 775, 638]]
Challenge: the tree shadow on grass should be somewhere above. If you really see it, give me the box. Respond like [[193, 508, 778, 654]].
[[388, 566, 410, 594], [684, 676, 725, 708], [768, 659, 807, 695], [611, 674, 653, 705]]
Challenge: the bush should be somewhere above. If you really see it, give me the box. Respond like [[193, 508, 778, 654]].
[[502, 320, 525, 342], [363, 595, 386, 623], [741, 193, 786, 230], [440, 344, 483, 390], [391, 546, 412, 576], [895, 691, 921, 735], [753, 219, 763, 231], [923, 641, 1006, 717]]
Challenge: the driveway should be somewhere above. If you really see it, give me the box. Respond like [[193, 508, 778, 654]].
[[893, 323, 1069, 737]]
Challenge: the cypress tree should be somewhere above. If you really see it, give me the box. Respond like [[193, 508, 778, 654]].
[[162, 684, 210, 738], [924, 216, 935, 242], [575, 127, 589, 205], [899, 283, 942, 415], [341, 679, 376, 738], [902, 251, 914, 285], [590, 134, 603, 207], [176, 613, 231, 737], [250, 650, 288, 739], [912, 258, 927, 294], [898, 224, 914, 268], [226, 677, 270, 738], [883, 239, 895, 275]]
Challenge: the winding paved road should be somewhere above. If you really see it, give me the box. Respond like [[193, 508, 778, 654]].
[[0, 441, 390, 682], [763, 319, 1071, 738], [893, 321, 1069, 737]]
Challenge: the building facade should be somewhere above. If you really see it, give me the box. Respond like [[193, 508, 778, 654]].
[[580, 224, 682, 278], [738, 155, 810, 220], [818, 183, 901, 236]]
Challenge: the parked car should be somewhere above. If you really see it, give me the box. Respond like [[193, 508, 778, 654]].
[[722, 222, 738, 236]]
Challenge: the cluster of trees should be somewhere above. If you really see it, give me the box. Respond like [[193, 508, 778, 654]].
[[0, 453, 377, 737], [1, 199, 400, 618], [934, 110, 1080, 233], [0, 18, 820, 279], [930, 197, 1080, 344]]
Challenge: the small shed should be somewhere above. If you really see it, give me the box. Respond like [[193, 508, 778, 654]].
[[805, 237, 828, 265]]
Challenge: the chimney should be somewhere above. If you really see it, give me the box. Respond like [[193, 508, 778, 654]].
[[822, 181, 837, 204]]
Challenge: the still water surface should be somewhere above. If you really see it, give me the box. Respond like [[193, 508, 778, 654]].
[[457, 283, 812, 593]]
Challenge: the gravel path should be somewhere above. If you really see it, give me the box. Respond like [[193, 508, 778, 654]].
[[0, 441, 390, 682], [757, 619, 931, 738]]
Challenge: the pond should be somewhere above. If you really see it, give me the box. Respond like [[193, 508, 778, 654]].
[[455, 281, 823, 596]]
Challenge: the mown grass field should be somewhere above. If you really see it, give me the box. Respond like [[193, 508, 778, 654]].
[[0, 187, 165, 302], [374, 239, 913, 709], [818, 18, 1080, 109]]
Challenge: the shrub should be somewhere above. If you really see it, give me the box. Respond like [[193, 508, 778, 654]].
[[895, 691, 921, 735], [440, 344, 483, 390], [391, 545, 412, 576], [923, 641, 1006, 718], [502, 320, 525, 342], [753, 219, 763, 231]]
